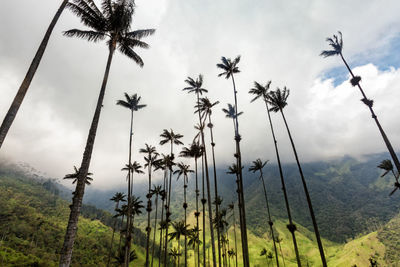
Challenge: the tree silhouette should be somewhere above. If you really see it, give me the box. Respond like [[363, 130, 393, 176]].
[[378, 159, 400, 195], [321, 31, 400, 184], [63, 166, 93, 186], [268, 87, 326, 266], [107, 192, 126, 266], [59, 1, 154, 265], [249, 159, 280, 267], [187, 226, 202, 267], [0, 0, 69, 148], [150, 185, 164, 267], [168, 221, 188, 267]]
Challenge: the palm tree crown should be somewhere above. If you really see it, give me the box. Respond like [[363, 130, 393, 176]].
[[110, 192, 126, 203], [117, 93, 147, 111], [217, 56, 241, 79], [222, 104, 243, 119], [183, 74, 208, 95], [267, 87, 289, 112], [65, 0, 155, 66], [159, 129, 184, 146], [249, 159, 268, 174], [64, 166, 93, 185], [249, 81, 272, 103], [320, 31, 343, 57], [174, 162, 194, 182]]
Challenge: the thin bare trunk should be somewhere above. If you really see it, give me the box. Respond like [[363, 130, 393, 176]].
[[107, 201, 121, 266], [146, 164, 153, 266], [194, 158, 200, 267], [163, 143, 174, 266], [151, 195, 159, 267], [59, 44, 116, 267], [159, 169, 167, 267], [184, 175, 188, 267], [0, 0, 68, 149]]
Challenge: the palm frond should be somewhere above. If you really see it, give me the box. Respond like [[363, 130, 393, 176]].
[[63, 29, 106, 42], [127, 29, 156, 39], [118, 42, 144, 66]]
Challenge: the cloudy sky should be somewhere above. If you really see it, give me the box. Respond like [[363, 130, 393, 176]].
[[1, 0, 400, 189]]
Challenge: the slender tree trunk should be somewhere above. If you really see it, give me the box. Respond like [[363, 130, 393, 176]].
[[259, 169, 279, 267], [159, 169, 167, 267], [280, 109, 326, 267], [178, 236, 181, 267], [263, 97, 301, 266], [230, 74, 249, 267], [107, 201, 121, 266], [196, 92, 217, 267], [59, 44, 116, 267], [194, 158, 200, 267], [202, 154, 207, 266], [184, 175, 188, 267], [277, 240, 286, 267], [0, 0, 68, 149], [232, 208, 238, 267], [208, 113, 222, 267], [163, 143, 174, 266], [340, 53, 400, 175], [151, 195, 159, 267], [146, 164, 153, 267], [118, 214, 125, 254]]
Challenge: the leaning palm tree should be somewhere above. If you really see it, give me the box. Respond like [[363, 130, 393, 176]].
[[168, 220, 188, 267], [117, 93, 146, 264], [183, 75, 218, 267], [249, 159, 279, 267], [59, 1, 154, 265], [268, 87, 327, 266], [150, 185, 164, 267], [160, 129, 183, 266], [0, 0, 69, 148], [174, 162, 194, 267], [180, 142, 203, 266], [140, 144, 159, 267], [107, 192, 126, 267], [321, 31, 400, 177], [249, 81, 301, 266]]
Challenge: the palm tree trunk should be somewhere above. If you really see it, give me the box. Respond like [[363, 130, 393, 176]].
[[119, 214, 125, 254], [125, 108, 135, 267], [263, 97, 301, 266], [201, 154, 207, 266], [232, 208, 238, 267], [0, 0, 68, 149], [278, 240, 286, 267], [151, 195, 159, 267], [159, 169, 167, 267], [208, 113, 222, 267], [163, 143, 174, 267], [146, 165, 153, 267], [259, 169, 279, 267], [194, 158, 200, 267], [340, 53, 400, 174], [196, 93, 218, 267], [230, 74, 249, 267], [178, 237, 181, 267], [107, 201, 121, 266], [59, 43, 116, 267], [280, 109, 327, 267], [184, 175, 188, 267]]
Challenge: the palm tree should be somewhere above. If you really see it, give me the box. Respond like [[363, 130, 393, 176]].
[[275, 236, 286, 267], [249, 81, 301, 266], [260, 248, 274, 267], [188, 226, 202, 267], [117, 93, 146, 264], [228, 203, 238, 267], [160, 129, 183, 265], [168, 220, 188, 267], [0, 0, 69, 148], [183, 74, 218, 267], [377, 159, 400, 195], [174, 162, 194, 267], [150, 185, 164, 267], [113, 248, 138, 267], [140, 144, 159, 267], [321, 31, 400, 177], [63, 166, 93, 185], [180, 143, 203, 266], [169, 247, 181, 267], [107, 192, 126, 266], [249, 159, 279, 267], [268, 87, 327, 266], [228, 249, 236, 267], [59, 1, 154, 265]]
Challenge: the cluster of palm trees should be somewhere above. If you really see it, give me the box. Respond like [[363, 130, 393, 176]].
[[1, 0, 399, 264]]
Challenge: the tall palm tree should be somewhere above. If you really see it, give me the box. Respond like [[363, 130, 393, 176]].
[[218, 56, 249, 267], [321, 31, 400, 176], [174, 162, 194, 267], [160, 129, 183, 266], [249, 159, 280, 267], [268, 87, 327, 266], [0, 0, 69, 148], [180, 142, 203, 266], [140, 144, 159, 267], [227, 203, 238, 266], [168, 220, 188, 267], [150, 185, 164, 267], [63, 166, 93, 185], [60, 1, 154, 265], [117, 92, 146, 264], [168, 247, 181, 267], [275, 235, 286, 267], [187, 226, 202, 267], [107, 192, 126, 267], [183, 74, 218, 266], [249, 81, 301, 266]]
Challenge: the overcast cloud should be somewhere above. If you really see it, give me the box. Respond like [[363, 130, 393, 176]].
[[1, 0, 400, 189]]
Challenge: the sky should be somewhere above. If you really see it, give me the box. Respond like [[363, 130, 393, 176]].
[[1, 0, 400, 189]]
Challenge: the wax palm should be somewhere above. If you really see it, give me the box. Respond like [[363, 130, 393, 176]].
[[149, 185, 163, 267], [60, 1, 154, 265], [113, 248, 137, 266], [249, 80, 300, 266], [168, 221, 188, 267], [63, 166, 93, 185], [249, 159, 279, 267], [107, 192, 126, 266], [183, 75, 208, 95], [321, 31, 400, 179], [268, 87, 326, 266], [378, 159, 400, 196], [217, 56, 241, 79], [174, 162, 194, 267], [140, 144, 158, 267], [0, 0, 69, 148], [169, 247, 181, 267], [187, 226, 202, 267], [227, 202, 238, 267]]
